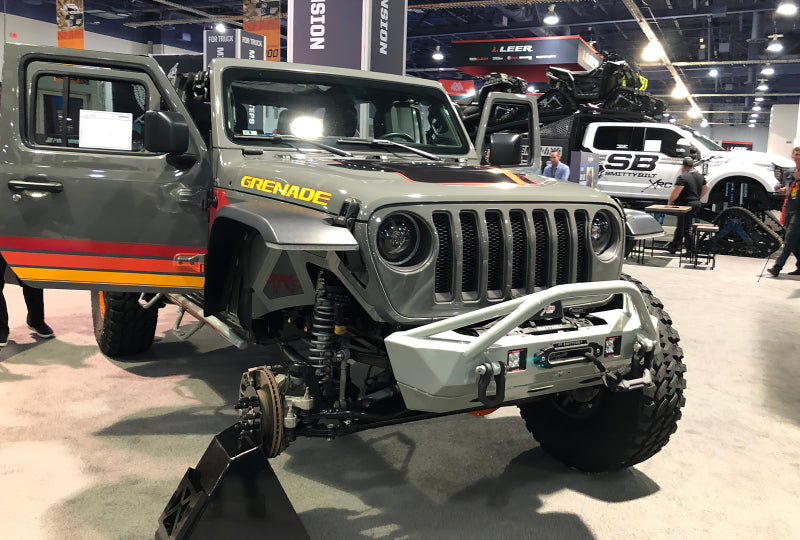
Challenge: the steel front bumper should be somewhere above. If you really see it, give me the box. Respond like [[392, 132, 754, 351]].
[[384, 280, 659, 413]]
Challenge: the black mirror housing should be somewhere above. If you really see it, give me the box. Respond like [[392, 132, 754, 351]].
[[144, 111, 189, 154], [488, 133, 522, 166]]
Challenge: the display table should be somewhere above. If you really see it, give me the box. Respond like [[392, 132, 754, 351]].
[[643, 205, 693, 265]]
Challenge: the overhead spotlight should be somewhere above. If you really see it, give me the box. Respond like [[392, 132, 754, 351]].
[[761, 65, 775, 76], [671, 81, 689, 98], [709, 68, 719, 77], [700, 118, 709, 128], [751, 113, 759, 118], [642, 41, 665, 62], [755, 96, 765, 102], [669, 117, 677, 123], [752, 105, 762, 111], [543, 4, 559, 25], [688, 105, 702, 118], [527, 85, 536, 93], [215, 22, 226, 32], [757, 81, 769, 91], [432, 45, 444, 61], [777, 1, 798, 16], [766, 34, 784, 52], [748, 123, 756, 127]]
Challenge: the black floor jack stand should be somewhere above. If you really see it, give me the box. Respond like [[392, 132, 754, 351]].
[[155, 424, 309, 539]]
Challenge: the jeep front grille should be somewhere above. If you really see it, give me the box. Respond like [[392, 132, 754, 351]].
[[433, 208, 591, 301]]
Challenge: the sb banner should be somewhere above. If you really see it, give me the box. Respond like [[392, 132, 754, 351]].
[[243, 0, 281, 61], [57, 0, 84, 49]]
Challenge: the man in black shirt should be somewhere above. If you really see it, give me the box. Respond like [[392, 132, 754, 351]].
[[666, 157, 708, 254]]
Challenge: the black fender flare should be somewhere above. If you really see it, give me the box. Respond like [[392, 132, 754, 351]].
[[204, 200, 358, 316]]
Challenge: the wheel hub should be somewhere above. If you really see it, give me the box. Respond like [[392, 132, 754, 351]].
[[236, 367, 284, 457]]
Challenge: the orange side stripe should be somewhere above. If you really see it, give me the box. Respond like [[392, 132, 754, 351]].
[[14, 267, 205, 288], [2, 252, 202, 274]]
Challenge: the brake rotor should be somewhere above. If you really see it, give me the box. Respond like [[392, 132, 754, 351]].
[[237, 367, 283, 458]]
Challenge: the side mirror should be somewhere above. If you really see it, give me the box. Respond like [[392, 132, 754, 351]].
[[675, 137, 693, 158], [144, 111, 189, 154], [487, 133, 522, 166]]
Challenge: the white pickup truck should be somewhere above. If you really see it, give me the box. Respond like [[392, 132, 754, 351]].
[[583, 121, 793, 208]]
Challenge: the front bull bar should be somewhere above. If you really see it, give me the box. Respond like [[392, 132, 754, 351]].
[[385, 280, 659, 412]]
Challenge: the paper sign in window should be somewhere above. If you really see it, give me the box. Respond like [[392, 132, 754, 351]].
[[78, 110, 133, 151], [644, 139, 662, 152]]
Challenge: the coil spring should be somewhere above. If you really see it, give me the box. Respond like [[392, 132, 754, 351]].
[[308, 276, 336, 370]]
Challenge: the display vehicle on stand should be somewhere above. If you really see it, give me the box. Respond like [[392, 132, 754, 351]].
[[0, 44, 686, 536]]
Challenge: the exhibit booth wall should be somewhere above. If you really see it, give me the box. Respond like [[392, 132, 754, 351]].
[[702, 124, 769, 153], [0, 13, 197, 82], [768, 103, 800, 157]]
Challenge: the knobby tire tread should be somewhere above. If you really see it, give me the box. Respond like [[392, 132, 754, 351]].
[[518, 273, 686, 472], [91, 291, 158, 358]]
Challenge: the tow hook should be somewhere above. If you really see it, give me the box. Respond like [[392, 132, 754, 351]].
[[589, 338, 654, 392], [475, 361, 506, 407]]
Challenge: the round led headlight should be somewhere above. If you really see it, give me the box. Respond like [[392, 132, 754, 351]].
[[377, 213, 421, 265], [590, 211, 616, 255]]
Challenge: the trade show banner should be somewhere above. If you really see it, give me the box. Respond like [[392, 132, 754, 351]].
[[243, 0, 281, 61], [369, 0, 407, 75], [451, 35, 601, 81], [56, 0, 84, 49], [239, 30, 266, 61], [288, 0, 365, 70], [203, 29, 236, 67], [721, 140, 754, 151]]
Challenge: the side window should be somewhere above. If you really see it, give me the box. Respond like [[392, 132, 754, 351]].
[[594, 126, 636, 150], [34, 74, 147, 151], [643, 127, 683, 157]]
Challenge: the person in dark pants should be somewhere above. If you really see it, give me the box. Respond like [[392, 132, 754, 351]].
[[666, 157, 708, 254], [0, 255, 54, 347], [768, 145, 800, 277]]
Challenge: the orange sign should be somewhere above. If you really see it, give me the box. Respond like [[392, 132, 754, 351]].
[[57, 0, 84, 49], [243, 0, 281, 61]]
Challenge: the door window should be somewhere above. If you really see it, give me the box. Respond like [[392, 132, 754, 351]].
[[33, 75, 147, 151], [594, 126, 644, 151], [643, 127, 683, 157]]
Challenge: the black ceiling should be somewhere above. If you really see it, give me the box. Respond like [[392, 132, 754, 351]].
[[9, 0, 800, 126]]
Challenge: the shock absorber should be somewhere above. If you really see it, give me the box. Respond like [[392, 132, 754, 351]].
[[308, 272, 336, 373]]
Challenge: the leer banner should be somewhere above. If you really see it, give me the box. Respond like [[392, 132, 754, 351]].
[[57, 0, 84, 49], [243, 0, 281, 61]]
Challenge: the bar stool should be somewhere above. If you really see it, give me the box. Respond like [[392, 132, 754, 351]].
[[690, 223, 719, 269]]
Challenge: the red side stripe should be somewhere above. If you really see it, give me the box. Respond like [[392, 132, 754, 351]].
[[0, 236, 206, 257], [2, 252, 203, 274]]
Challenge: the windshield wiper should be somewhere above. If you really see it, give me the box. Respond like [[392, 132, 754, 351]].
[[237, 134, 353, 157], [337, 137, 442, 161]]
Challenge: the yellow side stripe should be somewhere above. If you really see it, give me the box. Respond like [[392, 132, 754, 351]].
[[14, 267, 205, 288]]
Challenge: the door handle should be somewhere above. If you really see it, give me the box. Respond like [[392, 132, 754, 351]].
[[8, 178, 64, 193]]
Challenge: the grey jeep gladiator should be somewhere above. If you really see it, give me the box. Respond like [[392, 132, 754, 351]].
[[0, 43, 685, 472]]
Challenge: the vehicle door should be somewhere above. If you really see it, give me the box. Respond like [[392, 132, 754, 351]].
[[0, 44, 210, 293]]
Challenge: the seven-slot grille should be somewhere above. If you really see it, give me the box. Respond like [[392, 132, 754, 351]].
[[433, 208, 591, 301]]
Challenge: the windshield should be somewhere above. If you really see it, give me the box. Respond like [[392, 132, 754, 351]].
[[222, 67, 470, 155], [682, 127, 724, 151]]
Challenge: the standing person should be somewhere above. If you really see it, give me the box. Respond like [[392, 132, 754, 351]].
[[0, 255, 54, 347], [542, 150, 570, 180], [768, 146, 800, 277], [666, 157, 708, 254]]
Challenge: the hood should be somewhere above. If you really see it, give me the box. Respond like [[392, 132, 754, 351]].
[[706, 149, 794, 169], [222, 152, 619, 218]]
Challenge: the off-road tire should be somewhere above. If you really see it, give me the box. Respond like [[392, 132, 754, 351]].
[[518, 273, 686, 472], [91, 291, 158, 357]]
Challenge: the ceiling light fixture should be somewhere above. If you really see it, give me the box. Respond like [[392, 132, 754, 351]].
[[688, 105, 702, 118], [527, 85, 536, 93], [543, 4, 559, 25], [642, 41, 665, 62], [708, 68, 719, 77], [215, 22, 226, 32], [761, 65, 775, 76], [766, 34, 784, 52], [669, 118, 677, 123], [671, 81, 689, 99], [755, 96, 765, 102], [757, 81, 769, 91], [777, 1, 798, 16], [432, 45, 444, 61], [751, 113, 759, 118], [700, 118, 709, 128], [752, 105, 762, 111]]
